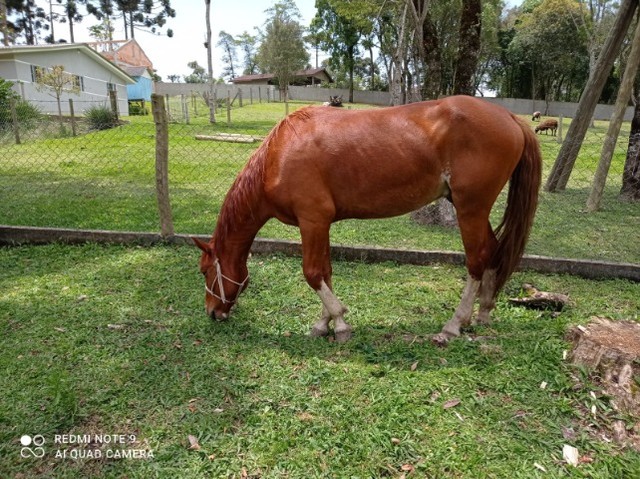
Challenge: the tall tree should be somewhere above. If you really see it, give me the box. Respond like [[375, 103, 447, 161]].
[[546, 0, 637, 192], [620, 84, 640, 202], [257, 0, 308, 99], [183, 60, 207, 83], [236, 30, 258, 75], [217, 30, 238, 80], [1, 0, 8, 45], [453, 0, 481, 95], [586, 17, 640, 211], [204, 0, 215, 123], [56, 0, 84, 43], [312, 0, 368, 103]]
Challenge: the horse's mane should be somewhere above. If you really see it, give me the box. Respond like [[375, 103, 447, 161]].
[[212, 107, 315, 250]]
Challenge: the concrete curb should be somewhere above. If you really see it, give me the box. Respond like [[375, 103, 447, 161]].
[[1, 225, 638, 282]]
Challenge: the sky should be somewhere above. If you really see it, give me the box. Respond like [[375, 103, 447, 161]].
[[42, 0, 324, 81], [39, 0, 522, 82]]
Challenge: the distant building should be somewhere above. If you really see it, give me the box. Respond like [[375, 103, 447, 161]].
[[231, 67, 333, 87], [87, 39, 154, 102], [0, 43, 134, 115]]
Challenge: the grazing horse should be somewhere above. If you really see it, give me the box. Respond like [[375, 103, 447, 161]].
[[194, 96, 542, 345]]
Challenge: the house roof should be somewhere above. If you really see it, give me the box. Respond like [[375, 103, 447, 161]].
[[231, 67, 333, 84], [86, 39, 154, 70], [121, 65, 151, 77], [0, 43, 135, 84]]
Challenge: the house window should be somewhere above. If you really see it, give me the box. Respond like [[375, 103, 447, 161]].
[[30, 65, 45, 83], [72, 75, 84, 91]]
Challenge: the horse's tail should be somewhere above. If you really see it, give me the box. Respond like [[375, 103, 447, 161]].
[[490, 116, 542, 296]]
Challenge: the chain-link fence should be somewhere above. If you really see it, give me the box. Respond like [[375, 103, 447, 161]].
[[1, 95, 638, 265]]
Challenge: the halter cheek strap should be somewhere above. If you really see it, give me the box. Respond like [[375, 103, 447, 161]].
[[205, 259, 249, 305]]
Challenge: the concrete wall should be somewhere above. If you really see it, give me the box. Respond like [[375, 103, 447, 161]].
[[154, 82, 635, 121]]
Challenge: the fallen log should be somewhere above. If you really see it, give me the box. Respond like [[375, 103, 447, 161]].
[[195, 133, 264, 144]]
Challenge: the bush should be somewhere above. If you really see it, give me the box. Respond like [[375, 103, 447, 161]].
[[84, 104, 118, 130], [0, 78, 42, 129]]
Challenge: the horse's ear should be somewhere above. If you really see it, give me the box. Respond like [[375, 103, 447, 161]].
[[192, 237, 211, 253]]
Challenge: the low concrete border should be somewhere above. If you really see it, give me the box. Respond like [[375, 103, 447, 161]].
[[1, 225, 638, 282]]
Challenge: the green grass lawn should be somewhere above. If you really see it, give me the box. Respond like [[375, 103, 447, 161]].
[[1, 243, 639, 478], [0, 101, 638, 264]]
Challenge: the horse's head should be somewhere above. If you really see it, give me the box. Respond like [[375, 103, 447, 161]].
[[192, 237, 249, 320]]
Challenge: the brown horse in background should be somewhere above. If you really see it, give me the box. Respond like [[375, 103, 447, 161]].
[[194, 96, 542, 345]]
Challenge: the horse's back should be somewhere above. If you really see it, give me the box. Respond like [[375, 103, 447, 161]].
[[262, 97, 526, 222]]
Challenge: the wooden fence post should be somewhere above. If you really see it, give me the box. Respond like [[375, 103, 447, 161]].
[[109, 89, 119, 122], [68, 99, 77, 137], [151, 94, 174, 238], [227, 90, 231, 125], [9, 96, 21, 145]]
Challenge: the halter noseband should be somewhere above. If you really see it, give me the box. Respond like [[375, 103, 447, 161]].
[[205, 259, 249, 305]]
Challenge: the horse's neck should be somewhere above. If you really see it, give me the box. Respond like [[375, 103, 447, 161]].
[[212, 184, 269, 263]]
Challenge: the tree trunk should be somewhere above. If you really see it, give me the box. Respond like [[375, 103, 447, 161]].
[[620, 92, 640, 202], [390, 5, 408, 106], [422, 12, 441, 100], [453, 0, 482, 95], [587, 17, 640, 211], [205, 0, 216, 123], [567, 317, 640, 449], [545, 0, 637, 192], [0, 0, 7, 46]]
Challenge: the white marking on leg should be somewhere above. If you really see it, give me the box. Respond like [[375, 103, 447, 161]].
[[440, 276, 481, 338], [310, 305, 331, 337], [314, 281, 352, 342]]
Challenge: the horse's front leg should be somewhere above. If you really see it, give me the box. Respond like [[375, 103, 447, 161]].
[[300, 220, 352, 342]]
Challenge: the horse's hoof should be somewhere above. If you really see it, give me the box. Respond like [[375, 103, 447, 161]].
[[310, 325, 329, 338], [334, 329, 353, 343], [431, 333, 451, 347]]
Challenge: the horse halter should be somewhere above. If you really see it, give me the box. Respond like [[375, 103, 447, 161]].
[[205, 259, 249, 305]]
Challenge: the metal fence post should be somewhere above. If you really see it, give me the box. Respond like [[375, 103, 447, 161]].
[[151, 94, 174, 238]]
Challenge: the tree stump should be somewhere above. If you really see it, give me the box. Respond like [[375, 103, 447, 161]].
[[410, 199, 458, 228], [567, 317, 640, 447]]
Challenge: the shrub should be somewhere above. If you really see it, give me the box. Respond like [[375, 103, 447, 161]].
[[0, 78, 42, 129], [84, 104, 118, 130]]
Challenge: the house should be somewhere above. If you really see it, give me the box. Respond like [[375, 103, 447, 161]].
[[87, 39, 153, 70], [0, 43, 134, 116], [231, 67, 333, 87], [87, 39, 155, 105]]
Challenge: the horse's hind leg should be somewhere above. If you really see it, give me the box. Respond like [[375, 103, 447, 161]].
[[433, 215, 494, 345], [476, 268, 497, 326]]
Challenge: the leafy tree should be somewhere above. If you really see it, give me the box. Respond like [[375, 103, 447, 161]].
[[86, 0, 175, 40], [217, 30, 238, 80], [237, 30, 259, 75], [256, 0, 309, 98], [312, 0, 368, 102], [166, 73, 181, 82], [5, 0, 48, 44], [34, 64, 80, 130], [54, 0, 85, 43], [183, 60, 208, 83], [509, 0, 589, 102]]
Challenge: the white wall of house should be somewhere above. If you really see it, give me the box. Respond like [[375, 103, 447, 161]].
[[0, 47, 132, 116]]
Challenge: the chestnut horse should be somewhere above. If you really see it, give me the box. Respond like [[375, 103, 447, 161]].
[[194, 96, 542, 344]]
